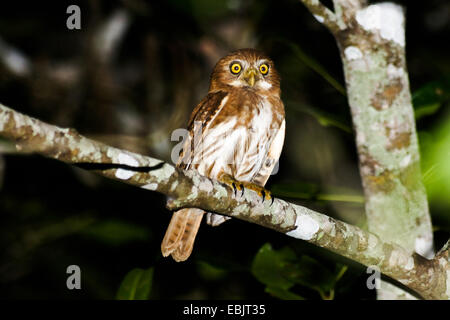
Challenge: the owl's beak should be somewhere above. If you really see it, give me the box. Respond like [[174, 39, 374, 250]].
[[243, 68, 257, 87]]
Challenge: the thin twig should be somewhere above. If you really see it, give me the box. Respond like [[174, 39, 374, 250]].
[[298, 0, 344, 33]]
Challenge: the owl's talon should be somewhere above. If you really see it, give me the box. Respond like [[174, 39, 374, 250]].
[[219, 174, 243, 198], [241, 181, 271, 203], [218, 173, 271, 202], [231, 183, 238, 196]]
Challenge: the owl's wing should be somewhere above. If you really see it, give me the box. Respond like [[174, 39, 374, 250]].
[[187, 91, 228, 132], [177, 90, 228, 170], [163, 91, 230, 261], [251, 119, 285, 187]]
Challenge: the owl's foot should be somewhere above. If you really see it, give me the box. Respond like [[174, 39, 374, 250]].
[[218, 173, 272, 203], [241, 181, 272, 203], [218, 173, 244, 197]]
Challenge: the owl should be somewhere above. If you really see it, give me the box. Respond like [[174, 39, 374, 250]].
[[161, 48, 285, 262]]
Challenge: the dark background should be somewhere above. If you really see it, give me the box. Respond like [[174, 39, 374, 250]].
[[0, 0, 449, 299]]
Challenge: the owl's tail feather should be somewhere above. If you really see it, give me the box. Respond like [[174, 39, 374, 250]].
[[161, 208, 204, 262]]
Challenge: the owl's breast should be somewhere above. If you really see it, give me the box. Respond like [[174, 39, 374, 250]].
[[193, 91, 282, 181]]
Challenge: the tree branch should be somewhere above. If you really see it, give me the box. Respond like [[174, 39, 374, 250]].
[[298, 0, 345, 33], [0, 103, 448, 299]]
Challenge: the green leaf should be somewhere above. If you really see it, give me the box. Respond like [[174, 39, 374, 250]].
[[413, 76, 450, 120], [265, 286, 304, 300], [252, 243, 348, 299], [421, 114, 450, 209], [414, 103, 441, 119], [287, 255, 337, 293], [197, 260, 228, 281], [251, 243, 296, 291], [116, 267, 154, 300]]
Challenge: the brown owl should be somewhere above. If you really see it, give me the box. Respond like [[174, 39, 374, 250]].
[[161, 48, 285, 262]]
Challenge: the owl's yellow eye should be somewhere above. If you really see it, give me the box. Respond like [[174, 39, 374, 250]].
[[230, 63, 242, 74], [259, 64, 269, 75]]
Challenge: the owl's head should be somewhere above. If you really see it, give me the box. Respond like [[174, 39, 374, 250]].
[[209, 48, 281, 96]]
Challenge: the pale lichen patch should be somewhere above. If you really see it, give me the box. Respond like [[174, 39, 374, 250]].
[[234, 204, 247, 214], [118, 152, 139, 167], [415, 235, 435, 259], [387, 64, 404, 79], [368, 234, 378, 250], [113, 152, 140, 180], [329, 224, 336, 237], [356, 230, 369, 251], [213, 184, 228, 199], [356, 132, 366, 145], [404, 256, 414, 270], [170, 180, 179, 192], [142, 183, 158, 191], [321, 218, 334, 234], [388, 250, 403, 267], [355, 3, 405, 47], [399, 154, 411, 168], [313, 14, 324, 23], [115, 168, 135, 180], [76, 138, 102, 160], [199, 179, 214, 193], [344, 46, 363, 61], [153, 165, 175, 183], [42, 125, 56, 142], [12, 110, 28, 129], [286, 214, 319, 240], [190, 171, 201, 186], [106, 147, 121, 162], [446, 269, 450, 298], [275, 203, 296, 230], [0, 105, 10, 130]]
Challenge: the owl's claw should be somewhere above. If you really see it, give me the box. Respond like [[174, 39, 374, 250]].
[[231, 181, 244, 197], [219, 173, 244, 198], [239, 184, 245, 197], [218, 174, 272, 203], [242, 181, 272, 203]]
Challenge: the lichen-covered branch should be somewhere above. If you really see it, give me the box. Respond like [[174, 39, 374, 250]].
[[338, 1, 434, 257], [299, 0, 436, 299], [0, 103, 448, 299]]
